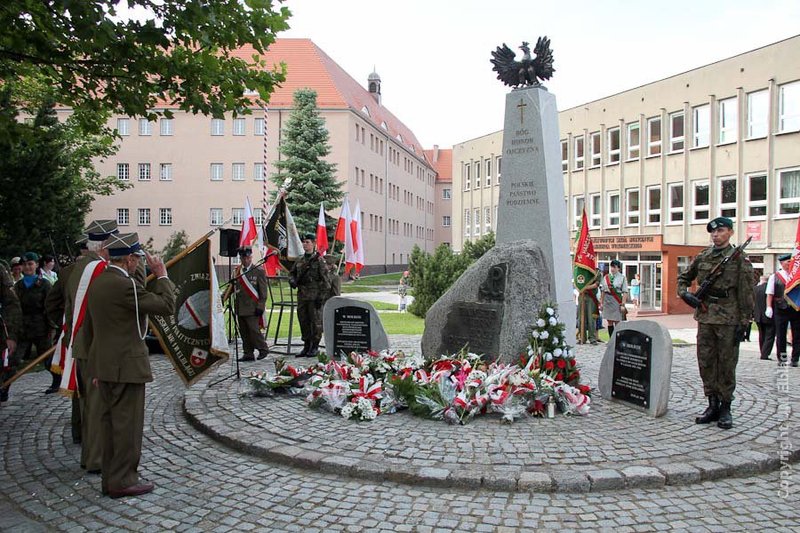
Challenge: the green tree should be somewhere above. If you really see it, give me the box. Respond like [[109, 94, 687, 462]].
[[271, 89, 343, 237], [161, 230, 190, 263], [0, 0, 290, 131]]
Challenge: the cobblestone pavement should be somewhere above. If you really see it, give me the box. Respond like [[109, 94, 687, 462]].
[[1, 336, 799, 531]]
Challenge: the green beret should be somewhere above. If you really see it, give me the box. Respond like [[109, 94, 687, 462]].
[[779, 253, 792, 261], [706, 217, 733, 232], [22, 251, 40, 262]]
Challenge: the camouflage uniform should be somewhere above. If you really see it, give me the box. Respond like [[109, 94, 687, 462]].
[[0, 265, 22, 402], [290, 252, 331, 356], [677, 244, 754, 404], [14, 275, 58, 390]]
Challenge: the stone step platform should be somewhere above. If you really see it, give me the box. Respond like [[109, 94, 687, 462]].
[[183, 336, 799, 493]]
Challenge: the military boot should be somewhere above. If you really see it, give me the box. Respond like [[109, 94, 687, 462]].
[[297, 340, 310, 358], [306, 341, 319, 359], [695, 395, 720, 424], [717, 401, 733, 429]]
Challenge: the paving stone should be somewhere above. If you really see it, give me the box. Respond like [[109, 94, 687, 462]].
[[587, 469, 625, 490]]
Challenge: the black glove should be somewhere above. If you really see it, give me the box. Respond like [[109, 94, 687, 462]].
[[680, 291, 701, 309], [255, 309, 264, 317], [734, 324, 749, 343], [288, 276, 297, 289]]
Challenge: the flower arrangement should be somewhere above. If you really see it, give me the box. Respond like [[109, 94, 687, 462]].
[[246, 358, 310, 396]]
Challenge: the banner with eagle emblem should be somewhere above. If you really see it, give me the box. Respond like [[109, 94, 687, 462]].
[[573, 208, 597, 292]]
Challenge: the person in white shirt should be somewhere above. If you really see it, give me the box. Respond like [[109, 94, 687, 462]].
[[765, 253, 800, 367]]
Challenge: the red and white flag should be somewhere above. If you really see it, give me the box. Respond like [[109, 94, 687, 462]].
[[338, 198, 358, 274], [352, 199, 364, 274], [239, 196, 258, 249], [316, 202, 329, 256], [335, 196, 350, 243]]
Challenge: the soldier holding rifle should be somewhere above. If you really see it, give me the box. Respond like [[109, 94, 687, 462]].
[[677, 217, 754, 430]]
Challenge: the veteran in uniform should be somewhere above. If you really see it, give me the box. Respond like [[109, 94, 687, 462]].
[[84, 233, 175, 498], [765, 253, 800, 367], [225, 247, 270, 361], [290, 234, 331, 358], [0, 263, 22, 405], [677, 217, 754, 430]]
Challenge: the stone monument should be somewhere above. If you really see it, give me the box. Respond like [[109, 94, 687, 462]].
[[322, 297, 389, 358], [598, 320, 673, 417]]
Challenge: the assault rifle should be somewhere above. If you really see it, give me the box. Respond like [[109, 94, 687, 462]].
[[681, 236, 752, 310]]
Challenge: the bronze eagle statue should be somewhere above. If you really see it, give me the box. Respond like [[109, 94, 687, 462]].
[[490, 37, 555, 88]]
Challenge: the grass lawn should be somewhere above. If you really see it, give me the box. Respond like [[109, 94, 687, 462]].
[[340, 284, 378, 293], [347, 272, 403, 286]]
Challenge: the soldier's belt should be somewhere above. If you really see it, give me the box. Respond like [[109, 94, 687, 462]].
[[705, 288, 729, 299]]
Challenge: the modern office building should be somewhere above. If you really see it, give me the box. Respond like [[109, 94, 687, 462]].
[[85, 39, 437, 272], [453, 35, 800, 314]]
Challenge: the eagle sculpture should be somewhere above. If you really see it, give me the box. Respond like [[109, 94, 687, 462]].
[[490, 37, 555, 88]]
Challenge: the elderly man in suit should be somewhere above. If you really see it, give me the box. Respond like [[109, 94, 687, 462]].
[[753, 275, 775, 360], [84, 233, 175, 498]]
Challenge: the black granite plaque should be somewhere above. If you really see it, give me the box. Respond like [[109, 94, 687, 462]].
[[440, 301, 503, 357], [333, 306, 371, 354], [611, 330, 652, 408]]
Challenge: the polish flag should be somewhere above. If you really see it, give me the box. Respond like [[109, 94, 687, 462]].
[[339, 199, 357, 274], [239, 196, 257, 249], [316, 203, 328, 256], [335, 196, 350, 243], [352, 199, 364, 274]]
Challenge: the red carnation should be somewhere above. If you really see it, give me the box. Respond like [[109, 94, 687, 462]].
[[555, 373, 564, 381], [579, 384, 591, 394], [556, 359, 566, 369], [544, 361, 555, 371]]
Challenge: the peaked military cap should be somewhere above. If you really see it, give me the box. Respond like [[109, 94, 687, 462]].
[[779, 253, 792, 262], [706, 216, 733, 232], [75, 234, 89, 250], [10, 256, 21, 266], [104, 232, 144, 257], [85, 219, 119, 241], [238, 247, 253, 257]]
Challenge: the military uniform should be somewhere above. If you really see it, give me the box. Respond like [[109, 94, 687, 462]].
[[15, 273, 57, 389], [0, 265, 22, 403], [577, 272, 600, 345], [677, 217, 754, 429], [231, 253, 270, 361], [290, 250, 331, 357]]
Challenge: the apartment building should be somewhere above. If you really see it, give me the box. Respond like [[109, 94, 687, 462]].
[[86, 39, 437, 272], [424, 146, 453, 248], [453, 35, 800, 314]]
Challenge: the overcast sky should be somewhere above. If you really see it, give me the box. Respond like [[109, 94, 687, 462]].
[[282, 0, 800, 148]]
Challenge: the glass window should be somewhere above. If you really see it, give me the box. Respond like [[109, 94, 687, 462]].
[[590, 132, 601, 167], [254, 117, 265, 136], [626, 188, 640, 226], [442, 188, 451, 199], [778, 167, 800, 215], [254, 162, 264, 181], [646, 185, 661, 224], [647, 117, 662, 156], [484, 207, 491, 230], [138, 208, 150, 225], [139, 119, 152, 136], [117, 208, 129, 226], [669, 112, 685, 152], [607, 192, 620, 228], [574, 136, 584, 170], [608, 127, 621, 163], [232, 208, 244, 225], [159, 163, 172, 181], [210, 163, 223, 181], [138, 163, 151, 181], [718, 176, 737, 218], [160, 118, 173, 136], [747, 173, 767, 218], [561, 140, 568, 171], [232, 163, 245, 181], [475, 162, 481, 188], [692, 180, 710, 222], [254, 208, 264, 226], [573, 195, 585, 230], [117, 163, 129, 181], [473, 208, 480, 236], [464, 209, 470, 236], [485, 159, 492, 187], [442, 215, 451, 227], [693, 105, 710, 148], [718, 97, 738, 144], [589, 193, 601, 228], [496, 156, 502, 181], [626, 123, 639, 160], [211, 119, 224, 136], [210, 208, 223, 226], [668, 183, 684, 223], [464, 163, 470, 191], [779, 81, 800, 133], [233, 118, 246, 136], [159, 208, 172, 226], [747, 90, 769, 139], [117, 118, 130, 136]]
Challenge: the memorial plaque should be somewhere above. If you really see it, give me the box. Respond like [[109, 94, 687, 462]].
[[440, 301, 503, 357], [333, 306, 372, 354], [611, 330, 652, 408]]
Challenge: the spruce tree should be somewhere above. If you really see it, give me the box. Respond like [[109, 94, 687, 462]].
[[271, 89, 343, 237]]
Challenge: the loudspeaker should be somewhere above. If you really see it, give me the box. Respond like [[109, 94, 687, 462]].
[[219, 229, 242, 257]]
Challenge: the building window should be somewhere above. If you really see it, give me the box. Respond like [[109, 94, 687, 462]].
[[117, 163, 130, 181], [117, 118, 130, 136], [254, 162, 264, 181], [718, 176, 737, 218], [590, 131, 601, 167], [646, 185, 661, 224], [496, 156, 502, 182], [159, 208, 173, 226], [442, 215, 451, 227], [779, 81, 800, 133], [777, 167, 800, 216], [669, 111, 685, 152], [254, 208, 264, 226], [485, 160, 492, 187], [138, 208, 151, 225], [747, 173, 767, 219], [464, 164, 471, 191], [211, 119, 224, 136], [254, 117, 265, 136], [572, 195, 585, 230], [589, 193, 601, 228], [231, 208, 244, 225], [159, 163, 172, 181], [626, 188, 640, 226], [233, 118, 246, 136], [573, 136, 585, 170], [117, 208, 129, 226], [232, 163, 245, 181], [210, 163, 223, 181], [160, 118, 173, 136], [138, 163, 151, 181], [473, 208, 480, 236], [647, 116, 662, 156], [474, 161, 481, 188], [607, 191, 620, 228], [210, 208, 223, 226], [139, 119, 152, 136], [668, 183, 684, 224], [484, 207, 491, 230], [626, 123, 639, 160], [442, 188, 451, 199], [718, 97, 738, 144], [692, 180, 710, 222], [561, 140, 568, 171], [464, 209, 470, 236], [693, 104, 710, 148], [608, 127, 621, 163], [747, 90, 769, 139]]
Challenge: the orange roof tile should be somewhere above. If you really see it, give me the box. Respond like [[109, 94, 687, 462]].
[[423, 148, 452, 183]]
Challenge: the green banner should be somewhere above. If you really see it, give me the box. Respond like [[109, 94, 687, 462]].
[[149, 238, 229, 386]]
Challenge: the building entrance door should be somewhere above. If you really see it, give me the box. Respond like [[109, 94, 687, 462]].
[[639, 262, 662, 311]]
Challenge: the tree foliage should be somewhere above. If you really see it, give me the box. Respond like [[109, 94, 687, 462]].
[[408, 232, 496, 318], [0, 0, 291, 130], [161, 230, 190, 263], [271, 89, 343, 237]]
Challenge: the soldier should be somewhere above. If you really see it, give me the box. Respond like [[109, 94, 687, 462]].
[[83, 232, 175, 498], [677, 217, 754, 430], [765, 253, 800, 367], [14, 251, 59, 393], [323, 254, 342, 305], [290, 234, 331, 358], [226, 247, 270, 361], [0, 263, 22, 405]]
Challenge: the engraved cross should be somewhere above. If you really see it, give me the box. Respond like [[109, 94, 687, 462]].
[[517, 99, 527, 124]]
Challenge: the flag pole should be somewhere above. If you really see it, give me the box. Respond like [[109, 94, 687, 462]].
[[1, 346, 56, 389]]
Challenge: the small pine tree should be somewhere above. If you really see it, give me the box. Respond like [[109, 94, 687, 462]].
[[161, 230, 189, 262], [271, 88, 343, 237]]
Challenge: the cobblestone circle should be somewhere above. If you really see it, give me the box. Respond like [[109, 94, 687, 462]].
[[1, 354, 799, 531]]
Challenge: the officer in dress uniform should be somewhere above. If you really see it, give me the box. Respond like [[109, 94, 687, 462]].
[[677, 217, 754, 430], [0, 263, 22, 405], [765, 253, 800, 367], [290, 234, 331, 358], [84, 232, 175, 498], [227, 247, 270, 361]]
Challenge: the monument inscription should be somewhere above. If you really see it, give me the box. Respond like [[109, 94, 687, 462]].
[[333, 306, 372, 354], [611, 329, 653, 408], [441, 302, 503, 357]]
